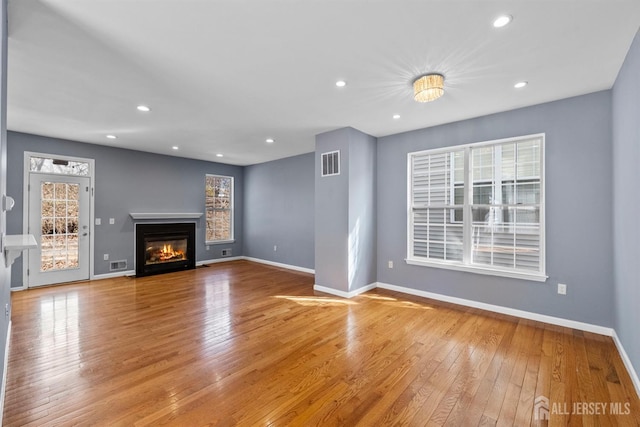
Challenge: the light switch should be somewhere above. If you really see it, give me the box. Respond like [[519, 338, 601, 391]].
[[95, 218, 101, 225], [109, 218, 115, 225]]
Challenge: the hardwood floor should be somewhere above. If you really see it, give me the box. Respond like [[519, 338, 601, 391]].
[[3, 260, 639, 426]]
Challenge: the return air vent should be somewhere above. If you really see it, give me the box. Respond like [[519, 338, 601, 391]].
[[321, 150, 340, 177], [221, 249, 232, 257], [110, 260, 127, 271]]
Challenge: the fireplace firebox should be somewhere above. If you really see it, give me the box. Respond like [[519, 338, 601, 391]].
[[135, 223, 196, 277]]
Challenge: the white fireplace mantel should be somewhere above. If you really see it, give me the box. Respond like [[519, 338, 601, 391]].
[[129, 213, 203, 220]]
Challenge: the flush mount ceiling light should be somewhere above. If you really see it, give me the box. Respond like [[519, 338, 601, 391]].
[[137, 105, 151, 112], [393, 114, 401, 119], [335, 80, 346, 87], [265, 138, 275, 144], [216, 153, 224, 157], [172, 146, 179, 150], [413, 74, 445, 103], [106, 134, 117, 139], [493, 15, 512, 28], [514, 81, 528, 89]]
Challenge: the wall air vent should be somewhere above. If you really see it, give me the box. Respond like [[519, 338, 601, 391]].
[[110, 260, 127, 271], [221, 249, 232, 257], [321, 150, 340, 177]]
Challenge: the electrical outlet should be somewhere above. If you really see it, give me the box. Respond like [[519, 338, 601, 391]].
[[95, 218, 101, 225], [557, 283, 567, 295], [5, 303, 9, 318], [109, 218, 115, 225], [274, 245, 277, 251], [104, 254, 109, 261], [388, 260, 393, 268], [206, 245, 210, 250]]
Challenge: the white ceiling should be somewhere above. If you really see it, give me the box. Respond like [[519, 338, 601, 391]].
[[7, 0, 640, 166]]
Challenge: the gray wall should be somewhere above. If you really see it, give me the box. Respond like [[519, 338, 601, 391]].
[[315, 128, 350, 291], [0, 0, 10, 404], [6, 131, 244, 286], [314, 127, 377, 293], [377, 91, 614, 327], [612, 30, 640, 384], [243, 153, 314, 269], [347, 128, 377, 290]]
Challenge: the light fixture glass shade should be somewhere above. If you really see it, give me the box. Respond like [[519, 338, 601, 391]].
[[413, 74, 445, 103]]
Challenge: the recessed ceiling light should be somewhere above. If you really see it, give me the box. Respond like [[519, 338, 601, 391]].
[[172, 146, 179, 150], [393, 114, 401, 120], [514, 81, 528, 89], [335, 80, 346, 88], [266, 138, 275, 144], [493, 15, 512, 28], [216, 153, 224, 157], [106, 134, 117, 139], [137, 105, 151, 112]]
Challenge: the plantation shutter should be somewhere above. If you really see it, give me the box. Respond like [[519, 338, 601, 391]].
[[408, 134, 544, 279], [469, 137, 542, 272], [411, 150, 464, 262]]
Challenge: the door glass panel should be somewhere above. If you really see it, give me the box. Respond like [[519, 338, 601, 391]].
[[30, 157, 90, 176], [40, 181, 80, 272]]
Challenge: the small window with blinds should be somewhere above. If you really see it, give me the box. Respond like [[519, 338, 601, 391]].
[[407, 134, 546, 281], [321, 151, 340, 177]]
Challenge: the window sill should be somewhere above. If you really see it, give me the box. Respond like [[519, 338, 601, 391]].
[[405, 258, 548, 282], [206, 240, 235, 245]]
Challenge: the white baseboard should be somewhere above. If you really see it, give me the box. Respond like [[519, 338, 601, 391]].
[[92, 270, 136, 280], [612, 330, 640, 398], [9, 286, 25, 292], [0, 320, 11, 427], [243, 257, 314, 274], [197, 256, 244, 266], [313, 282, 377, 298], [376, 282, 614, 336]]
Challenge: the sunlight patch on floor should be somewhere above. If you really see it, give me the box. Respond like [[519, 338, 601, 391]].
[[274, 296, 358, 306], [358, 293, 434, 310]]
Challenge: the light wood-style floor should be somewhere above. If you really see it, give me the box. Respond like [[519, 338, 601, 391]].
[[3, 260, 639, 426]]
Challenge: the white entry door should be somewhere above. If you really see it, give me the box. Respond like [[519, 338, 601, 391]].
[[28, 174, 91, 287]]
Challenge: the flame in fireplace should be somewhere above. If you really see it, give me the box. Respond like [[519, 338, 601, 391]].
[[159, 244, 184, 261], [146, 242, 186, 264]]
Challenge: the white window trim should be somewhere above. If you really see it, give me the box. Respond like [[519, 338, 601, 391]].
[[210, 239, 235, 245], [405, 258, 548, 282], [205, 174, 234, 244], [406, 133, 547, 282]]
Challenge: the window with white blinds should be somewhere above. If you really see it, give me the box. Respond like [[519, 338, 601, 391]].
[[407, 134, 546, 281]]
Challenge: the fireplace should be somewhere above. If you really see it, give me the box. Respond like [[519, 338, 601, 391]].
[[135, 223, 196, 277]]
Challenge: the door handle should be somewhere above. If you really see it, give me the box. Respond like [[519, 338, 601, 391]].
[[82, 232, 88, 236]]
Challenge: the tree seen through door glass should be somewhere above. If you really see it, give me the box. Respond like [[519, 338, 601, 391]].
[[40, 182, 80, 271]]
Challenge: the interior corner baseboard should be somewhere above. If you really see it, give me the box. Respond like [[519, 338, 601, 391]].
[[243, 257, 315, 274], [197, 256, 244, 266], [92, 270, 136, 280], [0, 320, 11, 427], [313, 282, 377, 299], [376, 282, 614, 337], [9, 286, 26, 292], [612, 330, 640, 399]]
